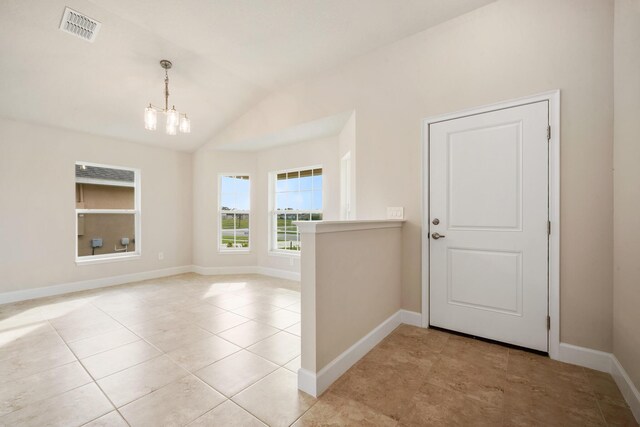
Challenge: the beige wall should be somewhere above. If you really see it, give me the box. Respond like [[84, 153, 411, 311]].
[[299, 223, 403, 373], [202, 0, 615, 351], [192, 137, 340, 274], [613, 0, 640, 390], [0, 117, 193, 293]]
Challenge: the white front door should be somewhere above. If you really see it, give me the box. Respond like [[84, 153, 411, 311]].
[[429, 101, 549, 351]]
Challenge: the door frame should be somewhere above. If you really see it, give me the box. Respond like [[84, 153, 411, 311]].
[[421, 90, 560, 359]]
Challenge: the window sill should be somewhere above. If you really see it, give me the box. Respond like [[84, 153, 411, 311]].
[[268, 250, 301, 258], [218, 250, 252, 255], [75, 253, 141, 266]]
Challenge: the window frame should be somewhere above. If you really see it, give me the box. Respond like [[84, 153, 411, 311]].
[[218, 173, 252, 253], [75, 161, 141, 265], [268, 165, 323, 256]]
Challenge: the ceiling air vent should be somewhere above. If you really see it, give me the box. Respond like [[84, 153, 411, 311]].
[[59, 7, 101, 43]]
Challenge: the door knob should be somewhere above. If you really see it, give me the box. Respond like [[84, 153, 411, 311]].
[[432, 218, 440, 225], [431, 232, 445, 240]]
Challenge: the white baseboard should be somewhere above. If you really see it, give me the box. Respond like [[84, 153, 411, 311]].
[[190, 265, 300, 282], [191, 265, 258, 275], [557, 342, 613, 373], [557, 342, 639, 423], [298, 368, 319, 397], [256, 267, 300, 282], [611, 355, 640, 422], [0, 263, 300, 306], [0, 265, 192, 305], [400, 309, 422, 327], [298, 309, 413, 397]]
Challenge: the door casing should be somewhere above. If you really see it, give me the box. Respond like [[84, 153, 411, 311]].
[[421, 90, 560, 359]]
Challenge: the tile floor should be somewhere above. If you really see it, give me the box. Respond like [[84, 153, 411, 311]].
[[0, 273, 636, 426]]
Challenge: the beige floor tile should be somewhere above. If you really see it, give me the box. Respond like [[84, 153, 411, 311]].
[[233, 368, 316, 427], [210, 295, 255, 310], [284, 356, 301, 373], [119, 375, 225, 426], [293, 392, 397, 426], [0, 324, 66, 363], [53, 317, 123, 343], [285, 322, 301, 337], [167, 335, 241, 372], [127, 313, 191, 338], [0, 309, 49, 331], [254, 309, 300, 329], [82, 411, 129, 427], [144, 324, 213, 352], [180, 303, 226, 318], [218, 320, 280, 348], [0, 382, 113, 427], [0, 361, 92, 416], [97, 355, 189, 407], [68, 327, 140, 359], [47, 305, 110, 329], [248, 331, 301, 365], [284, 301, 301, 314], [81, 340, 161, 379], [196, 350, 278, 397], [106, 306, 174, 327], [188, 400, 266, 426], [400, 382, 502, 426], [230, 303, 280, 319], [0, 340, 77, 384], [258, 293, 300, 309], [193, 311, 249, 334]]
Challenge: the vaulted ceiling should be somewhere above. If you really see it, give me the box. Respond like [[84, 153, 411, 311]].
[[0, 0, 495, 151]]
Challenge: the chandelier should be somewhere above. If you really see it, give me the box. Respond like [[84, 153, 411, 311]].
[[144, 60, 190, 135]]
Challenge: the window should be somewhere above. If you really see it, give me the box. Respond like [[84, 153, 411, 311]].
[[271, 167, 322, 253], [219, 175, 250, 251], [75, 162, 140, 262]]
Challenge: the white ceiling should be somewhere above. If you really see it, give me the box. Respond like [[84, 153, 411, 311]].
[[0, 0, 494, 152]]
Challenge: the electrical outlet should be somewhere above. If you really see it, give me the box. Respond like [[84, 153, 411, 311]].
[[387, 207, 404, 219], [158, 252, 164, 260]]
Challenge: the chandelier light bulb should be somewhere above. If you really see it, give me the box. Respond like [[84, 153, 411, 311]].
[[167, 107, 179, 128], [144, 105, 157, 131], [166, 121, 177, 136], [179, 115, 191, 133]]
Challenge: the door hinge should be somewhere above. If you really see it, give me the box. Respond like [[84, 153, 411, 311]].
[[547, 125, 551, 141], [547, 316, 551, 330], [548, 221, 551, 235]]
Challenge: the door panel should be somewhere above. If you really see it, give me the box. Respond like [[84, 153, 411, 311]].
[[429, 101, 549, 351]]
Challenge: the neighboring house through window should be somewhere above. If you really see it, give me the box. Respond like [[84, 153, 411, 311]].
[[75, 162, 140, 262], [219, 175, 250, 251], [271, 167, 322, 253]]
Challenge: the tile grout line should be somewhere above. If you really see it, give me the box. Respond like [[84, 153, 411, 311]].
[[46, 319, 132, 427], [89, 289, 302, 423], [2, 275, 302, 425]]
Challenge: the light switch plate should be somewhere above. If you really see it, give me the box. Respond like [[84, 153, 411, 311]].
[[387, 207, 404, 219]]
